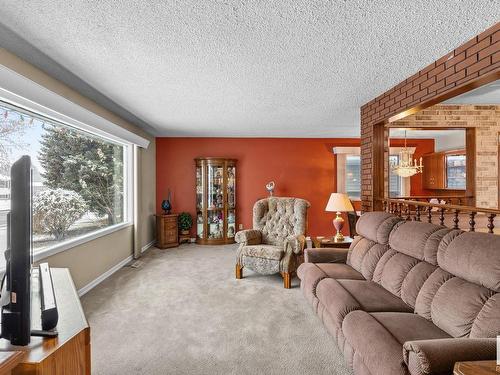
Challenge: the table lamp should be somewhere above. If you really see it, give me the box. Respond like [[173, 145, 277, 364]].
[[325, 193, 354, 242]]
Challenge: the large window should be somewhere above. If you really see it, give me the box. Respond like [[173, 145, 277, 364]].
[[0, 102, 129, 268], [345, 155, 361, 200]]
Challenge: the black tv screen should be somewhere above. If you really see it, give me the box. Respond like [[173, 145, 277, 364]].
[[1, 155, 32, 345]]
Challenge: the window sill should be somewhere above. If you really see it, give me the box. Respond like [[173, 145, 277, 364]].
[[33, 222, 133, 262]]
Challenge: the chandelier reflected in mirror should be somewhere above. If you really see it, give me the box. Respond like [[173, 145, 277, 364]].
[[391, 131, 423, 177]]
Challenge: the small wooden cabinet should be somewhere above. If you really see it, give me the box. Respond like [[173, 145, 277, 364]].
[[422, 153, 445, 189], [156, 214, 179, 248], [422, 149, 466, 190]]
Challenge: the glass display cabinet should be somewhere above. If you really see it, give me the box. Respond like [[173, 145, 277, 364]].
[[195, 158, 237, 244]]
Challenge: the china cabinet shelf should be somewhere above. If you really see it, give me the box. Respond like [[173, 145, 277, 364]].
[[195, 158, 236, 245]]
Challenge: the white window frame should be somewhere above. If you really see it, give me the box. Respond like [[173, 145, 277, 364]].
[[334, 147, 362, 201], [0, 64, 146, 264]]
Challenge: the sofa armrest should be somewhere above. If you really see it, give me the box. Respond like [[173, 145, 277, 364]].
[[304, 248, 349, 263], [284, 234, 306, 254], [235, 229, 262, 245], [403, 338, 497, 375]]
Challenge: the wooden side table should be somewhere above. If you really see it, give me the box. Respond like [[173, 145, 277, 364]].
[[454, 361, 498, 375], [156, 214, 179, 249], [311, 236, 353, 249]]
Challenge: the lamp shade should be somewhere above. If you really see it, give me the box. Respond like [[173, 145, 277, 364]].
[[325, 193, 354, 212]]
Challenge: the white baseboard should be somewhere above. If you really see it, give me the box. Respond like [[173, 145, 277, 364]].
[[78, 255, 133, 297], [141, 240, 155, 254]]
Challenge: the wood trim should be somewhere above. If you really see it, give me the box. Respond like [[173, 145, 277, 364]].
[[0, 351, 25, 374], [465, 128, 476, 207], [381, 197, 500, 214], [373, 123, 386, 210]]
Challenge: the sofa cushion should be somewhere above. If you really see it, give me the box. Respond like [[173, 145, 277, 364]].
[[431, 277, 494, 338], [297, 263, 364, 308], [355, 212, 403, 244], [370, 312, 451, 344], [470, 293, 500, 338], [400, 262, 437, 308], [337, 280, 413, 313], [437, 231, 500, 292], [388, 221, 450, 264], [316, 279, 413, 332], [316, 278, 362, 329], [379, 252, 420, 298], [315, 263, 365, 280], [347, 237, 388, 280], [414, 268, 454, 320], [342, 311, 451, 375], [239, 244, 283, 260]]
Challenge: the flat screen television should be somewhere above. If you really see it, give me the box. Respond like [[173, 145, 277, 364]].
[[1, 155, 32, 345]]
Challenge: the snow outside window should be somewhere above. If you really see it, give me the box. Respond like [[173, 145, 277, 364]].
[[0, 101, 130, 269]]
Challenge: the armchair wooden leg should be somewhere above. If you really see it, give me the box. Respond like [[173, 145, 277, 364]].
[[283, 272, 292, 289], [235, 263, 243, 279]]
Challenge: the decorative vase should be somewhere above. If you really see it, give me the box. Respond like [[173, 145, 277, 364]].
[[161, 199, 171, 215]]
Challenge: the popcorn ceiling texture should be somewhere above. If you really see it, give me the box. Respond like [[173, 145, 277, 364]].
[[0, 1, 498, 137]]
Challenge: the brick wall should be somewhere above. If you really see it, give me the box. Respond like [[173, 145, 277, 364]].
[[393, 105, 500, 208], [361, 22, 500, 212]]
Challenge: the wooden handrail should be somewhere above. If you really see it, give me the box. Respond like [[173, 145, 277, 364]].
[[391, 195, 473, 200], [377, 197, 500, 234], [381, 198, 500, 215]]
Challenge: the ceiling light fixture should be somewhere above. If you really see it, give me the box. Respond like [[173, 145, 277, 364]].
[[391, 131, 423, 178]]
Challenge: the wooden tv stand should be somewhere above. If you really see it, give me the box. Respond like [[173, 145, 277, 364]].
[[0, 268, 90, 375]]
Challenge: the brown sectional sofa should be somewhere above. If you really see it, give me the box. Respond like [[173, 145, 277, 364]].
[[297, 212, 500, 375]]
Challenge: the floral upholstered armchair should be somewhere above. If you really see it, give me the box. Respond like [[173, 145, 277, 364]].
[[235, 197, 310, 288]]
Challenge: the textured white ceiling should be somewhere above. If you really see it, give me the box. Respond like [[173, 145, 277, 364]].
[[0, 1, 498, 137]]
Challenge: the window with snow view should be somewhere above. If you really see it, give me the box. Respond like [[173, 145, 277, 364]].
[[0, 102, 129, 269]]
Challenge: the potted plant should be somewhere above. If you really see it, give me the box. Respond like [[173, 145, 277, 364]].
[[178, 212, 193, 235]]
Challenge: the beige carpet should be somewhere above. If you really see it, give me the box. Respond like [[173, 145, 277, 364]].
[[81, 244, 352, 375]]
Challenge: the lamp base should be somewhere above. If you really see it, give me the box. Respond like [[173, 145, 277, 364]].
[[333, 212, 345, 242], [334, 232, 345, 242]]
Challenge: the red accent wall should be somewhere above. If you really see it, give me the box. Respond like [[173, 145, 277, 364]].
[[156, 137, 433, 237], [157, 138, 360, 237]]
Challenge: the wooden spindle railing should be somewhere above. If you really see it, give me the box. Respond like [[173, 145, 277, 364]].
[[487, 214, 496, 234], [439, 208, 445, 226], [378, 198, 500, 234], [469, 212, 476, 232], [453, 210, 460, 230]]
